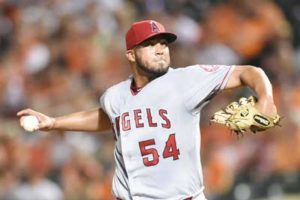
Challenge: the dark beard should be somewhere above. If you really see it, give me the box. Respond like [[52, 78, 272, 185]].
[[135, 57, 169, 79]]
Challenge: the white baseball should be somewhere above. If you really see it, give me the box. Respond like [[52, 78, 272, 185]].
[[22, 115, 39, 132]]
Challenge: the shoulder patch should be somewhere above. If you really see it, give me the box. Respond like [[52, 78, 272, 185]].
[[198, 65, 220, 72]]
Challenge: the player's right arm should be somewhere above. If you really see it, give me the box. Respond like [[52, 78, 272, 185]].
[[17, 108, 112, 132]]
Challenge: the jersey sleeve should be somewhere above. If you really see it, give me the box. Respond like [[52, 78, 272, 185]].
[[99, 91, 107, 113], [99, 90, 114, 122], [181, 64, 234, 112]]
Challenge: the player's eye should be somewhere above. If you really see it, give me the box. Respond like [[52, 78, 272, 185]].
[[148, 40, 158, 46], [159, 40, 168, 46], [139, 41, 152, 47], [138, 39, 168, 48]]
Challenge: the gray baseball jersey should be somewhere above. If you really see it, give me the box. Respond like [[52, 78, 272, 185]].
[[100, 65, 234, 200]]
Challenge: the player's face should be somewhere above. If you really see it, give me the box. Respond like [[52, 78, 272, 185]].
[[134, 36, 170, 78]]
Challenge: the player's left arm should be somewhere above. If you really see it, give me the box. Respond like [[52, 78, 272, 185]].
[[225, 65, 277, 117]]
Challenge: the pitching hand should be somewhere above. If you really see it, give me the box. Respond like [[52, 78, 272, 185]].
[[17, 109, 56, 131]]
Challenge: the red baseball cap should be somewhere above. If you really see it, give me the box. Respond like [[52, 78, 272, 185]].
[[126, 20, 177, 50]]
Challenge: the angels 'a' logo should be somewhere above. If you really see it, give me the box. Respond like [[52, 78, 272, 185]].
[[151, 22, 160, 33]]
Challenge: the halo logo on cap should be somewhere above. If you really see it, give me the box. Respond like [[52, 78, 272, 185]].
[[151, 21, 160, 33], [125, 20, 177, 50]]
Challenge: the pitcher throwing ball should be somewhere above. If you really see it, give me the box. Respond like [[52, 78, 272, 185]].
[[17, 20, 279, 200]]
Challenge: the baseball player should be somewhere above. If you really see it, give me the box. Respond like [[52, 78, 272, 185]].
[[17, 20, 278, 200]]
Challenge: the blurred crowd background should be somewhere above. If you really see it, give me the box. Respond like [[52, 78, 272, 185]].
[[0, 0, 300, 199]]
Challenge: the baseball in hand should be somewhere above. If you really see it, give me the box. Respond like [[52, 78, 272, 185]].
[[22, 115, 39, 132]]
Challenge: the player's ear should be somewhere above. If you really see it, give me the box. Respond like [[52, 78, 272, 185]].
[[126, 50, 135, 63]]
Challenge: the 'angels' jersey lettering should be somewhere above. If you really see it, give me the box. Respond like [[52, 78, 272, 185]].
[[119, 108, 171, 132], [100, 65, 234, 200]]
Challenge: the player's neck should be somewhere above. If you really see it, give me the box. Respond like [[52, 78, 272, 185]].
[[131, 65, 152, 88], [132, 74, 151, 88]]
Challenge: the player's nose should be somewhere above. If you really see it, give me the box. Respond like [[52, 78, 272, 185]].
[[155, 43, 165, 55]]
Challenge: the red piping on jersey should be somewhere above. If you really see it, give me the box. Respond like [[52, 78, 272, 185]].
[[219, 65, 232, 90], [130, 80, 143, 95]]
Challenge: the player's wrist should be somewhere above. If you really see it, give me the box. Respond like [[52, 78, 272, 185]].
[[256, 96, 276, 114], [257, 94, 274, 104], [49, 117, 57, 130]]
